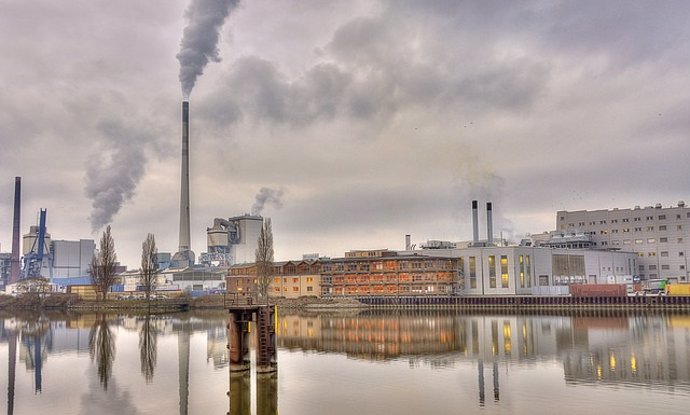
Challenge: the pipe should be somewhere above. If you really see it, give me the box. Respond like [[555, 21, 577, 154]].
[[472, 200, 479, 245], [487, 202, 494, 246]]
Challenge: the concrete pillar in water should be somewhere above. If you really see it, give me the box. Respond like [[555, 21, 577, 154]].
[[227, 312, 250, 372]]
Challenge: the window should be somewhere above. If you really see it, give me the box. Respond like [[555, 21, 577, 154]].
[[612, 219, 618, 223], [646, 216, 653, 221], [488, 256, 497, 288], [293, 287, 299, 292], [600, 220, 607, 224], [648, 252, 656, 257], [634, 217, 641, 222], [682, 265, 686, 270], [519, 255, 525, 288], [649, 265, 657, 270], [293, 277, 299, 283], [623, 228, 630, 233], [660, 237, 668, 243], [677, 214, 682, 220], [634, 227, 642, 232], [623, 240, 631, 245], [539, 275, 549, 286], [679, 238, 684, 243], [623, 218, 629, 222], [647, 238, 656, 244], [662, 265, 670, 270], [500, 256, 509, 288], [306, 277, 313, 283], [661, 251, 669, 257], [647, 226, 654, 231], [639, 265, 645, 271], [678, 225, 683, 231], [635, 239, 643, 244], [659, 215, 666, 220], [680, 252, 685, 257], [306, 286, 313, 292], [659, 225, 667, 231], [469, 257, 477, 289], [274, 277, 281, 283]]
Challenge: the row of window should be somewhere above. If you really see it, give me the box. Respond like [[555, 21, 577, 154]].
[[610, 237, 685, 245], [640, 264, 686, 271], [562, 212, 690, 225]]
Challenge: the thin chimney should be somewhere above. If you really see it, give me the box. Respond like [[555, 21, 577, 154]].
[[405, 234, 411, 251], [10, 177, 21, 284], [472, 200, 479, 245], [486, 202, 494, 246]]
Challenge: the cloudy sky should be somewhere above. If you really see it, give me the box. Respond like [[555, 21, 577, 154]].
[[1, 0, 689, 268]]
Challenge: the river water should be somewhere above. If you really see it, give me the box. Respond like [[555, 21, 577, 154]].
[[1, 309, 690, 415]]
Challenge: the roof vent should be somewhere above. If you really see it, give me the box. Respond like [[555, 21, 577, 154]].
[[679, 201, 686, 208], [634, 206, 640, 210], [655, 203, 662, 209]]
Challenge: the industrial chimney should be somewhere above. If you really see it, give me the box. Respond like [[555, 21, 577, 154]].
[[172, 101, 195, 267], [486, 202, 494, 246], [471, 200, 479, 245], [10, 177, 21, 284]]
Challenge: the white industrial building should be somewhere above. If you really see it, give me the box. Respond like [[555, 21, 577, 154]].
[[51, 240, 95, 279], [402, 245, 637, 296], [203, 214, 263, 266], [556, 201, 689, 282]]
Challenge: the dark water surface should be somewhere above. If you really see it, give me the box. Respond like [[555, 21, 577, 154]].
[[1, 309, 690, 414]]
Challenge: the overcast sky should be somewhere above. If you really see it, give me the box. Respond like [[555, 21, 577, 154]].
[[1, 0, 689, 268]]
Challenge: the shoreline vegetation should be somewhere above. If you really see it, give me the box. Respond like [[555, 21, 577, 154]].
[[0, 293, 370, 312]]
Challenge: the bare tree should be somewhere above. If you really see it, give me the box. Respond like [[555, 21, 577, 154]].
[[140, 233, 159, 301], [90, 225, 118, 301], [255, 218, 274, 304], [139, 314, 158, 383]]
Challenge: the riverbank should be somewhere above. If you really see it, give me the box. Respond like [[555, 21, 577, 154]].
[[0, 293, 369, 312]]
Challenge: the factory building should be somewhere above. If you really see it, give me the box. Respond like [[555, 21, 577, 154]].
[[556, 202, 689, 282], [0, 252, 10, 290], [203, 215, 263, 266], [409, 245, 636, 296], [228, 260, 321, 299]]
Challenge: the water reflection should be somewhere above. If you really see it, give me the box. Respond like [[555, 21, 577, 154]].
[[276, 310, 690, 391], [139, 315, 157, 383], [88, 314, 116, 390]]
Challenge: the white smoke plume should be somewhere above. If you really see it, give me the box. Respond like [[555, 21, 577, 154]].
[[251, 187, 284, 216], [85, 121, 148, 232], [177, 0, 240, 98]]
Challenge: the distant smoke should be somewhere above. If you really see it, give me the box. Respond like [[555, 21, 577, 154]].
[[177, 0, 240, 98], [85, 121, 148, 232], [251, 187, 284, 216]]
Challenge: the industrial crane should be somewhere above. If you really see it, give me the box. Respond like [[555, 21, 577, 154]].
[[22, 208, 50, 279]]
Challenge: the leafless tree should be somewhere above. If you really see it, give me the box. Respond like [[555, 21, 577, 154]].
[[140, 233, 159, 301], [255, 218, 274, 304], [90, 225, 118, 301]]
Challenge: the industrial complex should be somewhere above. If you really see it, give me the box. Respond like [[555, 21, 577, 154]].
[[1, 99, 688, 299]]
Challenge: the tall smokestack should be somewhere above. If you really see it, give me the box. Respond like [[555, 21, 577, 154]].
[[10, 177, 21, 285], [179, 101, 191, 253], [405, 234, 411, 251], [471, 200, 479, 245], [486, 202, 494, 246]]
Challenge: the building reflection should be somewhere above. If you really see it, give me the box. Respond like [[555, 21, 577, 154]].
[[276, 310, 690, 392]]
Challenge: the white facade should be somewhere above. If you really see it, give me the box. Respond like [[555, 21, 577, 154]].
[[557, 202, 689, 281], [229, 215, 263, 265], [403, 246, 637, 296], [51, 239, 95, 278]]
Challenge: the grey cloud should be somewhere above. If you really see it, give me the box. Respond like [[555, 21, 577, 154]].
[[199, 13, 548, 130], [177, 0, 241, 98]]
